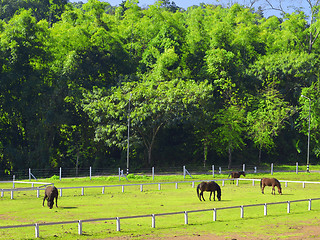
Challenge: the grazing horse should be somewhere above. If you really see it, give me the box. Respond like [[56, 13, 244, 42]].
[[43, 186, 58, 209], [228, 171, 246, 184], [197, 181, 221, 201], [260, 178, 282, 195]]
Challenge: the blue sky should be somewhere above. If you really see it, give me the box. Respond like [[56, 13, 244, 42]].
[[69, 0, 310, 18]]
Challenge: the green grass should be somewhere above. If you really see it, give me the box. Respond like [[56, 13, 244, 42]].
[[1, 170, 320, 239]]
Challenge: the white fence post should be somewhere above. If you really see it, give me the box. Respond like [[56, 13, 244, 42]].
[[308, 199, 312, 210], [264, 203, 267, 216], [242, 164, 245, 172], [183, 166, 186, 179], [184, 211, 188, 224], [303, 182, 305, 188], [102, 187, 105, 194], [90, 166, 92, 180], [254, 166, 257, 173], [122, 185, 124, 192], [140, 184, 143, 192], [37, 189, 40, 198], [11, 191, 13, 199], [212, 165, 215, 178], [175, 183, 178, 189], [13, 175, 15, 188], [78, 220, 82, 235], [152, 167, 155, 181], [287, 201, 291, 213], [81, 187, 84, 196], [213, 208, 217, 221], [296, 162, 299, 174], [116, 217, 120, 231], [152, 214, 156, 228], [118, 168, 121, 181], [59, 167, 62, 181], [158, 183, 161, 190], [60, 188, 62, 197], [271, 163, 273, 175], [29, 168, 31, 181], [35, 223, 39, 238], [236, 179, 239, 186], [252, 180, 255, 186], [219, 167, 222, 174], [240, 206, 244, 218]]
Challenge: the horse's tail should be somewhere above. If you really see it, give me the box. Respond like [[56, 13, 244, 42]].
[[260, 179, 262, 189], [196, 184, 200, 200]]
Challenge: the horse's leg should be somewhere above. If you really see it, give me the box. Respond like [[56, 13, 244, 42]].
[[213, 191, 216, 201], [42, 194, 47, 207], [261, 185, 265, 194], [272, 185, 275, 195], [209, 191, 212, 201], [201, 191, 205, 201]]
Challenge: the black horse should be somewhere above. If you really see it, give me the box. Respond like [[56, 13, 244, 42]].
[[197, 181, 221, 201], [228, 171, 246, 184], [260, 178, 282, 195], [43, 186, 59, 209]]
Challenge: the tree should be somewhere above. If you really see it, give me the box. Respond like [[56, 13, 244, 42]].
[[82, 79, 213, 166], [247, 82, 293, 162]]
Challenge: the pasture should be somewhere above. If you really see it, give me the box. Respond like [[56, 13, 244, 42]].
[[1, 171, 320, 239]]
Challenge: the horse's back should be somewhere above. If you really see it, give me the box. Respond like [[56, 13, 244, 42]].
[[262, 177, 280, 186]]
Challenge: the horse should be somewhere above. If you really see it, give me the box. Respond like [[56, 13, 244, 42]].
[[197, 181, 221, 201], [260, 178, 282, 195], [228, 171, 246, 184], [43, 186, 59, 209]]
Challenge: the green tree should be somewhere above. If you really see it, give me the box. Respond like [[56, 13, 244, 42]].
[[82, 79, 213, 166]]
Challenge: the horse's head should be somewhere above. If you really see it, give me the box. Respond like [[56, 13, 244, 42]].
[[241, 171, 246, 177], [47, 200, 54, 209], [217, 188, 221, 201], [278, 187, 282, 195]]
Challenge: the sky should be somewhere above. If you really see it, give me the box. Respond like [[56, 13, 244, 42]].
[[69, 0, 311, 18]]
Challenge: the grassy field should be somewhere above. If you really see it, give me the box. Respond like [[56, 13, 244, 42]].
[[1, 169, 320, 239]]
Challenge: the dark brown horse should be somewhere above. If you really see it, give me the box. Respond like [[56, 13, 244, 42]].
[[197, 181, 221, 201], [228, 171, 246, 184], [43, 186, 58, 209], [260, 178, 282, 195]]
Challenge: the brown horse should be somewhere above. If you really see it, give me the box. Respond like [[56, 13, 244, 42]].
[[197, 181, 221, 201], [260, 178, 282, 195], [228, 171, 246, 184], [43, 186, 59, 209]]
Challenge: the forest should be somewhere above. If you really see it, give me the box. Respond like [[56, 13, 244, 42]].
[[0, 0, 320, 177]]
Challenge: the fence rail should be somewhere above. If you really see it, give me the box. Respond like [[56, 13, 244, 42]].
[[1, 198, 320, 238]]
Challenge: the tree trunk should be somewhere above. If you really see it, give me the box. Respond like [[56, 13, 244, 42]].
[[228, 146, 232, 169]]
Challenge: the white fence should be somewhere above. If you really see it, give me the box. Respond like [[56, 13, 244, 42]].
[[1, 197, 320, 238], [2, 178, 320, 199]]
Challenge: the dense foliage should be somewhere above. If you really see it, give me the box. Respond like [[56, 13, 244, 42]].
[[1, 0, 320, 175]]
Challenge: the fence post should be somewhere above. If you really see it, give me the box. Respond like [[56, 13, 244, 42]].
[[29, 168, 31, 181], [37, 189, 40, 198], [183, 166, 186, 179], [102, 187, 105, 194], [60, 188, 62, 197], [81, 187, 84, 196], [254, 166, 257, 173], [78, 220, 82, 235], [243, 164, 245, 172], [118, 168, 121, 181], [175, 183, 178, 189], [222, 180, 225, 186], [59, 167, 62, 181], [236, 179, 239, 186], [184, 211, 188, 224], [122, 186, 124, 193], [90, 166, 92, 180], [252, 180, 255, 186], [152, 214, 156, 228], [240, 206, 244, 218], [11, 190, 13, 199], [192, 182, 195, 188], [140, 184, 143, 192], [303, 182, 305, 188], [264, 203, 267, 216], [308, 199, 312, 210], [212, 165, 215, 178], [285, 182, 288, 187], [296, 162, 299, 174], [116, 217, 120, 231], [271, 163, 273, 175], [213, 208, 217, 221], [152, 167, 155, 181], [13, 175, 15, 188], [219, 167, 222, 174], [287, 201, 291, 213], [158, 183, 161, 190], [35, 223, 39, 238]]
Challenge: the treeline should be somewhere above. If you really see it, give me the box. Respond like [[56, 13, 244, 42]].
[[0, 0, 320, 176]]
